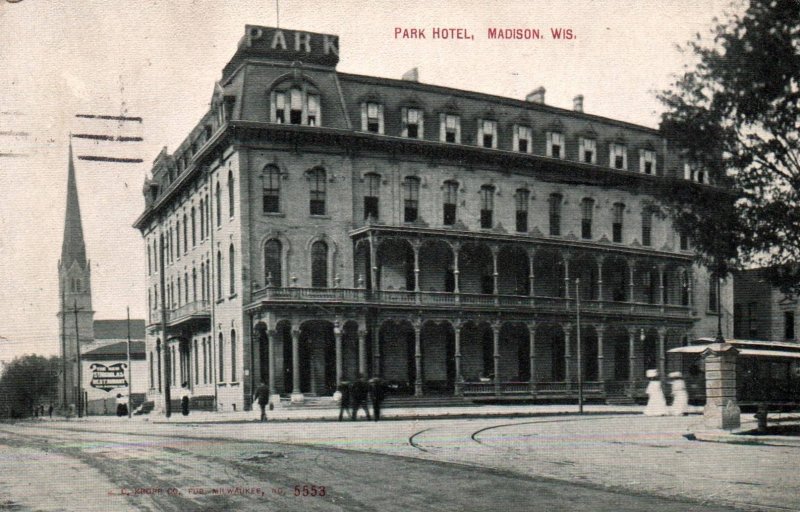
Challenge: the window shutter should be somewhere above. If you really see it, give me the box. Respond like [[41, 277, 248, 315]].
[[361, 102, 368, 131], [401, 107, 408, 137], [578, 138, 585, 160], [439, 113, 446, 142], [512, 125, 519, 151], [492, 122, 498, 149], [270, 91, 277, 123], [477, 119, 483, 148], [609, 144, 614, 168], [546, 132, 553, 157], [639, 149, 645, 174], [455, 116, 461, 143], [418, 111, 424, 139], [622, 146, 627, 170], [378, 104, 384, 134]]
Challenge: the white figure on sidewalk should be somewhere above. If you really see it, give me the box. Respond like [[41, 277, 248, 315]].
[[643, 369, 668, 416], [669, 371, 689, 416]]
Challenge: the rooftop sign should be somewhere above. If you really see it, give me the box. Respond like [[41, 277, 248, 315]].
[[237, 25, 339, 67]]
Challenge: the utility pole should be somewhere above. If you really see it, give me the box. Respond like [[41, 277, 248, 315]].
[[73, 300, 83, 418], [126, 306, 132, 419], [160, 232, 172, 417], [575, 278, 584, 414]]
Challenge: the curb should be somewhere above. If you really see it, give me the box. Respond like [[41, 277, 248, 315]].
[[689, 430, 800, 448]]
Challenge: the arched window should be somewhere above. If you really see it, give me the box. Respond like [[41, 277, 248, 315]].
[[263, 165, 281, 214], [217, 250, 223, 300], [272, 86, 321, 126], [191, 207, 196, 246], [199, 199, 205, 240], [480, 185, 495, 229], [311, 240, 328, 288], [228, 170, 235, 218], [548, 193, 563, 236], [149, 351, 154, 389], [515, 188, 529, 233], [364, 173, 380, 220], [193, 339, 199, 385], [218, 333, 225, 382], [309, 167, 326, 215], [265, 239, 282, 287], [175, 219, 181, 257], [215, 182, 222, 227], [147, 244, 151, 275], [641, 210, 653, 247], [200, 262, 205, 301], [229, 244, 236, 295], [206, 257, 211, 301], [443, 180, 458, 226], [183, 214, 188, 253], [202, 338, 208, 384], [192, 267, 197, 302], [612, 203, 625, 243], [404, 176, 420, 222], [581, 198, 594, 239], [230, 329, 237, 382]]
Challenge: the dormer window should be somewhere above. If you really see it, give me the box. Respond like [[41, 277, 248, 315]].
[[402, 107, 423, 138], [362, 102, 384, 133], [440, 114, 461, 143], [610, 143, 627, 170], [579, 138, 597, 164], [640, 149, 657, 175], [547, 132, 564, 159], [478, 119, 497, 148], [514, 125, 532, 153], [271, 86, 321, 126]]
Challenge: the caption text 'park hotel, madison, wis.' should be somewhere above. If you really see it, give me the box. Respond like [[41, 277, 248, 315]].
[[132, 25, 731, 412]]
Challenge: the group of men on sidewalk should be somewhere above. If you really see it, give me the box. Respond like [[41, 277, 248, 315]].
[[252, 374, 386, 423]]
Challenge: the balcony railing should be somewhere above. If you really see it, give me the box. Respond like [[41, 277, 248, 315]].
[[249, 287, 692, 318], [461, 381, 606, 397], [168, 300, 210, 325]]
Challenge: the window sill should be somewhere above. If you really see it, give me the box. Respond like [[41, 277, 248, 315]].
[[229, 381, 240, 387], [706, 310, 720, 316], [216, 298, 225, 305], [218, 382, 227, 387], [310, 214, 331, 220], [228, 293, 238, 300], [263, 212, 285, 217]]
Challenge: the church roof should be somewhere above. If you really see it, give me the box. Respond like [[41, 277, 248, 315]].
[[94, 319, 146, 339], [83, 340, 146, 360], [61, 141, 87, 268]]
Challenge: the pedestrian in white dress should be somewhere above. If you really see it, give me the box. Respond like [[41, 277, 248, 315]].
[[643, 369, 668, 416], [669, 372, 689, 416]]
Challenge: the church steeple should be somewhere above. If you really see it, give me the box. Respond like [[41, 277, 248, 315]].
[[61, 140, 87, 269]]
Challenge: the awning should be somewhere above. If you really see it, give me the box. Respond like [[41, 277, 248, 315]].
[[668, 346, 800, 359]]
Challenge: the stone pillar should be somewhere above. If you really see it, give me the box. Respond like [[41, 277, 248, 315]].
[[703, 343, 741, 430], [453, 320, 463, 396], [291, 328, 303, 403], [369, 235, 378, 292], [267, 329, 279, 404], [657, 326, 666, 381], [414, 321, 423, 397], [412, 240, 421, 293], [528, 322, 537, 394], [597, 255, 604, 308], [564, 323, 572, 384], [357, 329, 367, 377], [334, 324, 343, 387], [658, 264, 666, 313], [372, 319, 381, 377], [528, 248, 536, 298], [597, 323, 605, 385], [492, 321, 501, 395], [563, 254, 571, 304], [627, 327, 636, 395], [628, 260, 636, 303], [452, 242, 461, 301]]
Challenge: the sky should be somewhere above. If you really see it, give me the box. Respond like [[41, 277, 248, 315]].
[[0, 0, 734, 362]]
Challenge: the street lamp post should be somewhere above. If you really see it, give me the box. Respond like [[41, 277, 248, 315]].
[[575, 278, 584, 414]]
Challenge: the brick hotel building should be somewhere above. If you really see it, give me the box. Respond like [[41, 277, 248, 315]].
[[134, 25, 731, 411]]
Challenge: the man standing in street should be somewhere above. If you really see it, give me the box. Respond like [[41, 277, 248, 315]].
[[254, 380, 270, 422], [351, 373, 371, 421], [369, 378, 385, 422]]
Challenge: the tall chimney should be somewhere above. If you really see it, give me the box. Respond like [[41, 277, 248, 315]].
[[402, 67, 419, 82], [573, 94, 584, 112], [526, 86, 546, 104]]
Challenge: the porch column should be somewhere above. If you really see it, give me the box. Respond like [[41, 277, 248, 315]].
[[528, 321, 536, 394], [369, 234, 378, 292], [657, 326, 666, 380], [687, 268, 694, 310], [563, 253, 571, 305], [452, 241, 461, 301], [372, 319, 381, 377], [267, 329, 277, 396], [491, 245, 500, 305], [492, 321, 501, 395], [453, 319, 463, 396], [358, 329, 367, 377], [627, 327, 637, 394], [658, 264, 666, 313], [628, 259, 636, 303], [528, 248, 536, 298], [334, 323, 343, 387], [596, 324, 605, 386], [414, 320, 423, 397], [597, 255, 604, 308], [411, 239, 421, 293], [291, 327, 303, 402], [564, 322, 572, 384]]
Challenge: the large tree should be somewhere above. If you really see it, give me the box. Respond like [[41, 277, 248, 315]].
[[657, 0, 800, 292], [0, 355, 60, 418]]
